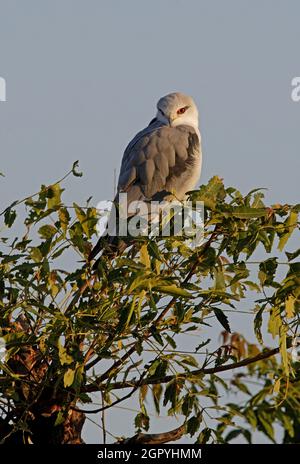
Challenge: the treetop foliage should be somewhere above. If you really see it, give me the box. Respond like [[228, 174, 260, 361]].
[[0, 163, 299, 443]]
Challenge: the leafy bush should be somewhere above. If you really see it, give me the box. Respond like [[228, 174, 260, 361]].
[[0, 165, 299, 443]]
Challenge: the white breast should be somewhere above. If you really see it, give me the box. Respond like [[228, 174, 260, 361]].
[[177, 133, 202, 198]]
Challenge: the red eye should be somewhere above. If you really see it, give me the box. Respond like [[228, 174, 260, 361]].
[[177, 107, 186, 115]]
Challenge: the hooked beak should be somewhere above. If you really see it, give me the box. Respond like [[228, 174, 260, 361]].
[[168, 115, 175, 126]]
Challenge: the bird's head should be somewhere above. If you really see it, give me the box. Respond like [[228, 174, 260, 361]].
[[156, 92, 199, 130]]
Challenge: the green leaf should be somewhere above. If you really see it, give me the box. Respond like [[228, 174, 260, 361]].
[[58, 207, 70, 236], [4, 208, 17, 228], [72, 160, 83, 177], [250, 389, 268, 406], [54, 410, 66, 426], [73, 365, 84, 390], [152, 384, 163, 414], [245, 408, 257, 429], [254, 306, 264, 344], [74, 203, 90, 237], [187, 414, 202, 437], [164, 333, 177, 349], [279, 325, 289, 376], [244, 280, 261, 292], [163, 380, 178, 408], [47, 184, 62, 210], [232, 378, 251, 395], [30, 247, 43, 263], [195, 176, 226, 209], [155, 285, 193, 298], [197, 428, 212, 444], [225, 429, 242, 442], [134, 408, 149, 432], [258, 410, 274, 441], [281, 413, 294, 438], [242, 429, 252, 444], [150, 327, 164, 346], [195, 339, 211, 352], [51, 245, 70, 259], [288, 262, 300, 278], [182, 355, 198, 368], [78, 393, 92, 404], [259, 258, 278, 286], [38, 224, 57, 239], [278, 211, 298, 251], [214, 268, 226, 291], [147, 241, 161, 260], [228, 207, 267, 219], [286, 248, 300, 262], [213, 308, 231, 332]]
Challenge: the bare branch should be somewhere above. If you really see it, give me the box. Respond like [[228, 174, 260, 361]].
[[85, 344, 281, 393], [73, 374, 145, 414], [116, 423, 186, 444]]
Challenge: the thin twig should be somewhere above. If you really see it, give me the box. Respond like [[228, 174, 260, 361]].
[[94, 227, 219, 383], [84, 344, 282, 393]]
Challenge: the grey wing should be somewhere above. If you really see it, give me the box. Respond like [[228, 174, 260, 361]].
[[89, 123, 201, 262], [117, 123, 201, 204]]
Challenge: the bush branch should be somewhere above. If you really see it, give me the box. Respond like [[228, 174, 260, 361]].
[[116, 423, 186, 444], [85, 345, 281, 393]]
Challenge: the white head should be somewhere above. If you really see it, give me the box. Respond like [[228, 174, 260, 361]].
[[156, 92, 199, 131]]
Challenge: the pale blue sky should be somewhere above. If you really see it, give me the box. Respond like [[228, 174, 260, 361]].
[[0, 0, 299, 443]]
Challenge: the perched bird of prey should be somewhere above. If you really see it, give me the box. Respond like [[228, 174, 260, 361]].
[[89, 92, 202, 262]]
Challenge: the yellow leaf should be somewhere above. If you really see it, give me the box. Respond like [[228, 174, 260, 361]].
[[117, 340, 123, 350], [30, 247, 43, 263], [51, 284, 59, 298], [214, 267, 225, 291], [280, 326, 289, 377], [286, 295, 295, 319], [156, 285, 192, 298], [140, 384, 148, 401], [155, 259, 161, 274], [273, 378, 281, 394], [47, 183, 62, 210], [125, 290, 145, 326], [58, 207, 70, 237], [258, 270, 266, 286], [48, 271, 59, 298], [125, 295, 138, 328], [64, 368, 75, 387], [128, 275, 149, 293], [268, 307, 282, 339], [74, 203, 90, 238], [140, 244, 150, 268], [247, 344, 260, 357], [39, 335, 46, 354], [136, 290, 146, 321], [58, 340, 73, 365]]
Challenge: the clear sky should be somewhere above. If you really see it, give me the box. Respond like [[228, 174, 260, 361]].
[[0, 0, 299, 443]]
